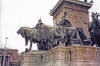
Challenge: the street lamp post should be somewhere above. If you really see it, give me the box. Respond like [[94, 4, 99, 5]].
[[3, 37, 8, 66]]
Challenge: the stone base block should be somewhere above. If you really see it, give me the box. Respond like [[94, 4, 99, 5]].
[[21, 45, 100, 66]]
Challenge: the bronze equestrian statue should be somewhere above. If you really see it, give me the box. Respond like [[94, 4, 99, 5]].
[[17, 17, 79, 50], [84, 12, 100, 47], [17, 12, 94, 51], [89, 13, 100, 47]]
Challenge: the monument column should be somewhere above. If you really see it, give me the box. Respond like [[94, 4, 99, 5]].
[[50, 0, 92, 37]]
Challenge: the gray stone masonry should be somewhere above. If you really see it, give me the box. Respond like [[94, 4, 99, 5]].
[[21, 45, 100, 66]]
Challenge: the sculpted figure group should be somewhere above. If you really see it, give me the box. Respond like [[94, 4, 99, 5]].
[[17, 12, 100, 51], [84, 12, 100, 47]]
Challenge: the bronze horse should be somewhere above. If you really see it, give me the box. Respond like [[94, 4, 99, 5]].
[[17, 12, 94, 51], [88, 12, 100, 47]]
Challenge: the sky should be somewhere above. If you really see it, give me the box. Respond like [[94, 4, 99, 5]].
[[1, 0, 100, 53]]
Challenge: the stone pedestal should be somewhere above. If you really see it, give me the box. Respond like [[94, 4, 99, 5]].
[[21, 46, 100, 66], [50, 0, 92, 37], [70, 46, 100, 66]]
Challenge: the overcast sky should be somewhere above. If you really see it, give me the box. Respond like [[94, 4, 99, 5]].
[[1, 0, 100, 53]]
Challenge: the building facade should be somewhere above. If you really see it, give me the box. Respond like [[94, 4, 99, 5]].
[[0, 48, 20, 66]]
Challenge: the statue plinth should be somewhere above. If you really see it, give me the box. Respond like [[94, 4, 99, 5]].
[[21, 45, 100, 66], [70, 46, 100, 66]]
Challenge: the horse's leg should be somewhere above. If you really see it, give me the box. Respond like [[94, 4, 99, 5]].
[[97, 39, 100, 47], [90, 34, 96, 46], [29, 43, 32, 51], [91, 42, 94, 46], [98, 42, 100, 47], [25, 37, 28, 46]]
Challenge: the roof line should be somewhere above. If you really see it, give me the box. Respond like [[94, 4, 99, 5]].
[[50, 0, 63, 15], [50, 0, 92, 16]]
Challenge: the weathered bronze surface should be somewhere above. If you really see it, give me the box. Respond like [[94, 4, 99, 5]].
[[17, 12, 91, 51], [84, 12, 100, 47]]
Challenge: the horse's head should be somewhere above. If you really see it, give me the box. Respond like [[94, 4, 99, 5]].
[[92, 12, 100, 28], [92, 12, 98, 22]]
